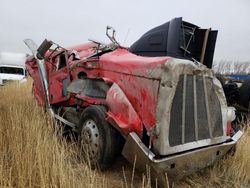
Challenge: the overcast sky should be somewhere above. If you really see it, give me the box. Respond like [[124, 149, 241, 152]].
[[0, 0, 249, 62]]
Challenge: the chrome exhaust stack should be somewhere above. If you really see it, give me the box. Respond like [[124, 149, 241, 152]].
[[24, 39, 76, 129], [24, 39, 53, 113]]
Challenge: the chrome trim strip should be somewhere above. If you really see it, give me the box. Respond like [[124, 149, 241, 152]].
[[193, 75, 198, 140], [54, 113, 76, 129], [182, 74, 187, 144], [122, 131, 242, 186], [203, 76, 212, 138]]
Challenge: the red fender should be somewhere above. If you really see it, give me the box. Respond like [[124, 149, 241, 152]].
[[106, 83, 142, 138]]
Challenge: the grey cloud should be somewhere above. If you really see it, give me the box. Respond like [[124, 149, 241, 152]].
[[0, 0, 249, 61]]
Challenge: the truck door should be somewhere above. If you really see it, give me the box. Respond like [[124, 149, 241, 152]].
[[48, 52, 70, 104]]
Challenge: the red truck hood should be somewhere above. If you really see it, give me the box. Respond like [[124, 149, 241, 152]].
[[99, 48, 170, 79]]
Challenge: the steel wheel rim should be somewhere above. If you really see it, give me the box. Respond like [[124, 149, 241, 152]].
[[81, 119, 100, 159]]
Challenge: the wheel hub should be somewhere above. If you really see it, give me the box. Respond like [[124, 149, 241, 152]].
[[81, 119, 100, 158]]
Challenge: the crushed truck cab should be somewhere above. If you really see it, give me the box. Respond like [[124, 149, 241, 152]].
[[24, 17, 242, 186]]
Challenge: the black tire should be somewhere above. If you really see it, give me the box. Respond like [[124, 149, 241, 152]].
[[239, 77, 250, 109], [78, 105, 122, 170], [216, 74, 225, 87]]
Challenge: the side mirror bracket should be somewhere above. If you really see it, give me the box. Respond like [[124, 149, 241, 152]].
[[106, 26, 120, 47]]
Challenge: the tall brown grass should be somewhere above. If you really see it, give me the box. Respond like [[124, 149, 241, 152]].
[[0, 81, 250, 188], [178, 128, 250, 188], [0, 81, 106, 188]]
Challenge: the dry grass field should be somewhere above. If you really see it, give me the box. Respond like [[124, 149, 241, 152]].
[[0, 81, 250, 188]]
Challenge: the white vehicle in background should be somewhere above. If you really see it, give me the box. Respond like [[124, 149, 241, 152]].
[[0, 52, 27, 85]]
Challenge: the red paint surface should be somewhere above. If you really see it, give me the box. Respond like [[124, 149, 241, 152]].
[[26, 43, 171, 138]]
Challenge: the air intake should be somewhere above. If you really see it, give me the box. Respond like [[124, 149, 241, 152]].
[[169, 74, 223, 146]]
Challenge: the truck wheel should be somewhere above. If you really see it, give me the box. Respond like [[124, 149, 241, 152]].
[[239, 77, 250, 109], [78, 105, 121, 170], [216, 74, 225, 87]]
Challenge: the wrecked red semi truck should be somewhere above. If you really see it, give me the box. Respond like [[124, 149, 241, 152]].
[[24, 18, 242, 184]]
